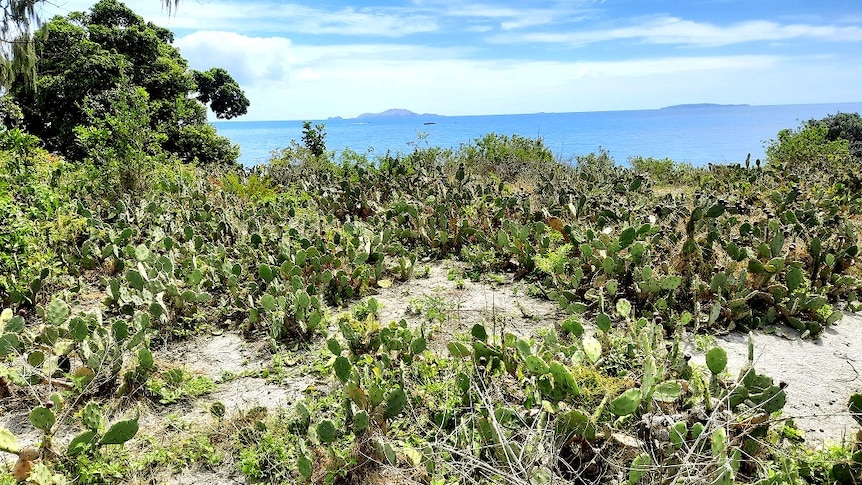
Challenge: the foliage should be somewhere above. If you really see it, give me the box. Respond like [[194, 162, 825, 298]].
[[193, 68, 250, 120], [454, 132, 558, 184], [74, 84, 170, 199], [302, 121, 327, 158], [8, 0, 247, 166], [629, 155, 697, 185], [814, 112, 862, 158], [0, 0, 39, 89], [0, 95, 23, 128], [767, 119, 851, 169], [0, 91, 860, 482]]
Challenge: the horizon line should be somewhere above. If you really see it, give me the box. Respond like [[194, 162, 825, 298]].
[[211, 100, 862, 124]]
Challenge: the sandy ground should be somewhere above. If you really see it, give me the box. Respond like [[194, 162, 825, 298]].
[[2, 267, 858, 484], [373, 260, 565, 348], [690, 312, 862, 446]]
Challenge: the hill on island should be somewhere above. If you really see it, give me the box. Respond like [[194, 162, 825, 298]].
[[352, 109, 440, 120]]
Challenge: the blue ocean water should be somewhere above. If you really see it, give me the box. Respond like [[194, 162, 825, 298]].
[[213, 102, 862, 168]]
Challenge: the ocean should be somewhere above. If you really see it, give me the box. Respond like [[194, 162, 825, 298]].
[[213, 102, 862, 168]]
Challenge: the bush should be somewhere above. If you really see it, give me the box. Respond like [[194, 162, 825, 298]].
[[817, 112, 862, 158], [454, 132, 559, 183], [767, 115, 853, 169], [629, 156, 696, 185], [74, 85, 169, 200]]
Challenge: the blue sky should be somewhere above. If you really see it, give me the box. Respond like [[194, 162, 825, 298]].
[[47, 0, 862, 120]]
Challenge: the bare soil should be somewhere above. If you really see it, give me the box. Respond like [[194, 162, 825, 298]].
[[690, 312, 862, 446], [372, 260, 565, 348]]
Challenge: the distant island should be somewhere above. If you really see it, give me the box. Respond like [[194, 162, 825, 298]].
[[329, 109, 441, 121], [660, 103, 750, 110]]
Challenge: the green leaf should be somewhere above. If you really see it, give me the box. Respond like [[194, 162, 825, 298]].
[[382, 440, 397, 465], [628, 452, 651, 485], [708, 302, 722, 325], [524, 356, 550, 375], [112, 320, 129, 342], [555, 410, 595, 441], [333, 356, 351, 383], [562, 317, 584, 337], [67, 430, 97, 456], [770, 233, 785, 258], [470, 324, 487, 342], [409, 336, 427, 355], [691, 422, 704, 439], [316, 420, 336, 444], [849, 393, 862, 426], [706, 347, 728, 375], [126, 269, 145, 291], [786, 266, 804, 291], [670, 422, 687, 449], [46, 299, 70, 326], [4, 314, 24, 333], [353, 410, 370, 432], [30, 407, 56, 432], [297, 454, 313, 479], [748, 259, 766, 274], [27, 351, 45, 367], [101, 419, 139, 445], [69, 318, 89, 342], [383, 387, 407, 420], [610, 388, 641, 416], [0, 427, 19, 454], [706, 203, 726, 218], [260, 294, 276, 311], [0, 333, 19, 358], [496, 230, 510, 249], [82, 402, 102, 432], [258, 264, 275, 283], [447, 342, 472, 359], [549, 361, 579, 396], [619, 227, 636, 249], [711, 427, 727, 456], [660, 276, 683, 291], [595, 313, 611, 333], [134, 244, 150, 262], [326, 338, 342, 356], [653, 381, 683, 402]]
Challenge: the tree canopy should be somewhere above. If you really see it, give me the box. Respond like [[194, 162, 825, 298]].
[[6, 0, 249, 166]]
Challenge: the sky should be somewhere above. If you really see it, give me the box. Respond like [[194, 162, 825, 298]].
[[43, 0, 862, 121]]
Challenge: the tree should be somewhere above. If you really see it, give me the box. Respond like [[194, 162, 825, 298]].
[[194, 68, 250, 120], [816, 112, 862, 159], [766, 121, 850, 168], [0, 0, 39, 88], [302, 121, 327, 158], [2, 0, 181, 88], [8, 0, 248, 166]]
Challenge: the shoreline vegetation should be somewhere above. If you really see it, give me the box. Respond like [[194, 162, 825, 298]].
[[1, 1, 862, 484], [2, 101, 862, 483]]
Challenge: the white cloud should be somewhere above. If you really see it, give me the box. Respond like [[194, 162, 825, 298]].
[[175, 31, 294, 86], [173, 30, 862, 120], [489, 16, 862, 47], [46, 0, 439, 37]]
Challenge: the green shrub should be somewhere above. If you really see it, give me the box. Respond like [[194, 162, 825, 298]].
[[817, 112, 862, 158], [302, 121, 327, 158], [767, 118, 851, 168], [629, 156, 695, 185], [454, 132, 559, 183]]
